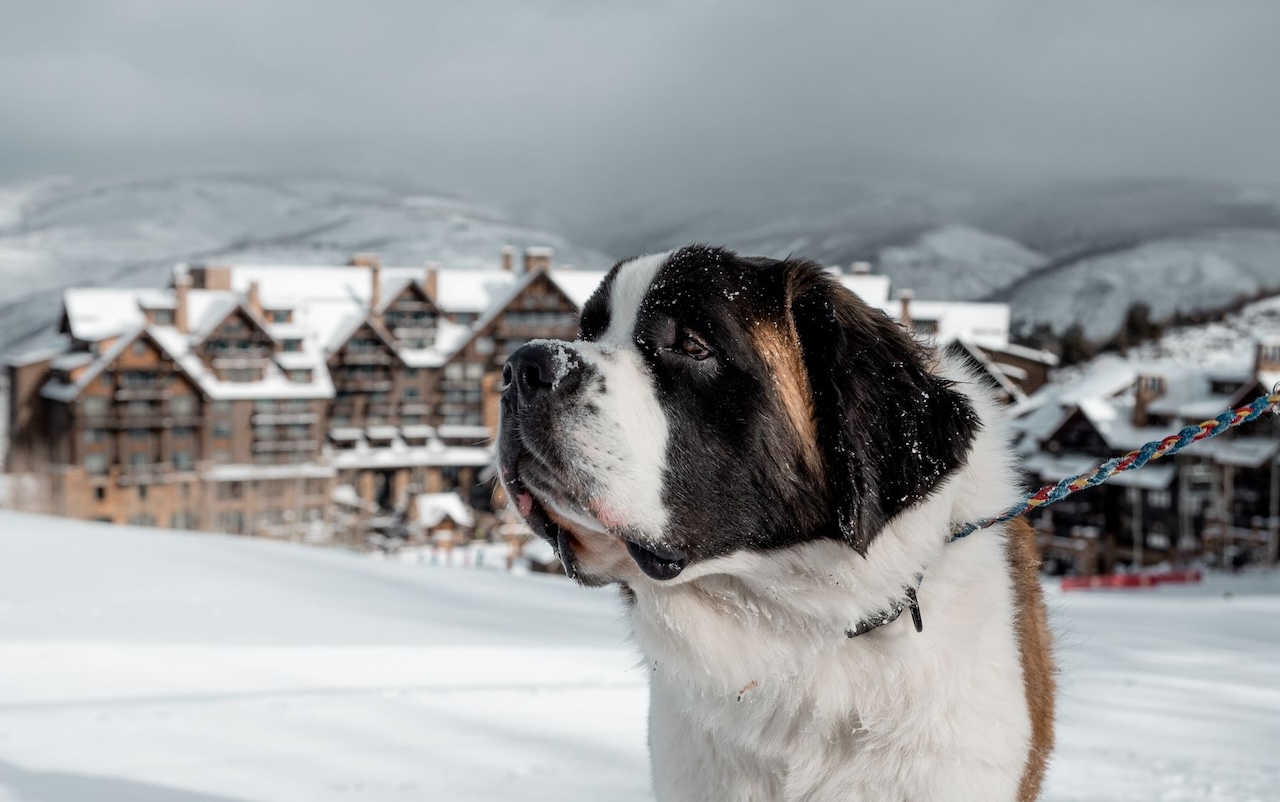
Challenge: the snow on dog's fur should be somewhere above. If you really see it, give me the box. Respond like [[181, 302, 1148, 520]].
[[498, 245, 1055, 801]]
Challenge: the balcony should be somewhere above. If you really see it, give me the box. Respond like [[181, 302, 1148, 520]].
[[251, 412, 319, 425], [333, 378, 393, 392], [115, 463, 199, 486], [497, 322, 578, 339], [340, 349, 393, 365], [252, 440, 320, 453]]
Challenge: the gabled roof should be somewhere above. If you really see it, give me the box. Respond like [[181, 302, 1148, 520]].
[[41, 326, 193, 403]]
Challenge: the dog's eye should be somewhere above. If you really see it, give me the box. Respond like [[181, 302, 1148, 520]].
[[677, 332, 712, 361]]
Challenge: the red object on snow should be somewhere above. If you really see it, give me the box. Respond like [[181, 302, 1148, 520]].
[[1060, 569, 1202, 591]]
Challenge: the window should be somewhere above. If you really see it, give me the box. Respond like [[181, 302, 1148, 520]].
[[216, 482, 244, 500], [83, 429, 106, 445], [94, 486, 106, 502], [269, 310, 290, 323], [464, 363, 484, 380], [85, 454, 107, 475], [169, 396, 195, 416], [406, 368, 419, 378], [214, 449, 231, 464], [475, 337, 495, 355], [129, 428, 149, 441], [153, 309, 174, 326], [131, 453, 149, 467], [213, 400, 232, 414], [83, 397, 110, 418], [128, 513, 156, 527], [138, 485, 148, 500], [173, 426, 195, 439], [287, 369, 311, 383], [172, 451, 193, 471], [404, 387, 420, 400], [281, 339, 302, 352], [126, 401, 151, 417], [256, 400, 276, 413], [1148, 490, 1172, 509], [101, 372, 113, 387], [213, 422, 232, 440], [132, 339, 148, 356], [445, 364, 464, 380]]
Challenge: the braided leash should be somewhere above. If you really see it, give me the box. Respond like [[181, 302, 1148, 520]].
[[949, 387, 1280, 542]]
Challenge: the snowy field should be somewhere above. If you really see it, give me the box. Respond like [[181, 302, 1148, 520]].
[[0, 512, 1278, 801]]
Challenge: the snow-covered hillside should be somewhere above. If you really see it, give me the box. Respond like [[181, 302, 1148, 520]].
[[1051, 292, 1280, 388], [1003, 229, 1280, 340], [0, 174, 614, 353], [877, 225, 1047, 300], [1, 511, 1278, 801], [571, 175, 1280, 339]]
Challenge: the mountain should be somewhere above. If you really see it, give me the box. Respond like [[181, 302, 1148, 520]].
[[0, 173, 615, 353], [566, 175, 1280, 340]]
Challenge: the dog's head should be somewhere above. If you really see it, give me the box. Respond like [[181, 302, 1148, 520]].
[[497, 245, 978, 587]]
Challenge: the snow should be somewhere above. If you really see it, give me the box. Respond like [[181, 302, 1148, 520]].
[[414, 492, 475, 528], [0, 510, 1278, 801], [877, 224, 1048, 301]]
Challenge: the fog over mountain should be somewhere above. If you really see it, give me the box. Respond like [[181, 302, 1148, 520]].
[[2, 3, 1280, 350]]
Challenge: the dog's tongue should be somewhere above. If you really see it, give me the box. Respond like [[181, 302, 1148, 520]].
[[516, 491, 534, 518]]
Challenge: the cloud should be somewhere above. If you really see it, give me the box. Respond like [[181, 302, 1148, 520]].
[[1, 0, 1278, 214]]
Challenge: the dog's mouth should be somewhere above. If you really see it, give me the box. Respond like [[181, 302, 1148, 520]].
[[623, 539, 689, 581], [503, 459, 688, 582]]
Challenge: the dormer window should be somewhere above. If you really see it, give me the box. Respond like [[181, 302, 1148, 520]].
[[152, 309, 174, 326], [287, 369, 312, 383], [281, 338, 302, 353], [267, 309, 291, 323]]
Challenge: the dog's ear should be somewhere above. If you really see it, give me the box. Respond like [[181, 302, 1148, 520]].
[[782, 259, 979, 554]]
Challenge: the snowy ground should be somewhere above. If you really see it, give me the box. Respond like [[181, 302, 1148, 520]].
[[0, 512, 1278, 801]]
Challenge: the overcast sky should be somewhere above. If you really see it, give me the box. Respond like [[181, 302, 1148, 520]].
[[2, 1, 1279, 216]]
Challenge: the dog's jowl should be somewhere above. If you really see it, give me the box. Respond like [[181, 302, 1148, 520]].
[[497, 245, 1055, 802]]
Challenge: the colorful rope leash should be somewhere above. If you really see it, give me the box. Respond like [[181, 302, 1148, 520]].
[[949, 386, 1280, 541]]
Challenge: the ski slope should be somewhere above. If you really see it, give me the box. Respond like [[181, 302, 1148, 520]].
[[0, 511, 1277, 801]]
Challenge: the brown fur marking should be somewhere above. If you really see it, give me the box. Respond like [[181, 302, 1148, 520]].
[[751, 319, 821, 474], [1005, 517, 1057, 801]]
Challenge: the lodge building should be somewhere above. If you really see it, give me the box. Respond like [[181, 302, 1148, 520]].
[[4, 250, 1047, 540], [1013, 342, 1280, 575]]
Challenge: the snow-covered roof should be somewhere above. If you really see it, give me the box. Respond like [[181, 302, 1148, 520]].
[[839, 273, 892, 306], [414, 492, 475, 529]]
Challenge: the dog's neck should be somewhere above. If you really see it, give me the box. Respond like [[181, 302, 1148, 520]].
[[624, 364, 1020, 693]]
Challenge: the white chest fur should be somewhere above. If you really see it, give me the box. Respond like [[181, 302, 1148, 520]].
[[626, 379, 1035, 801]]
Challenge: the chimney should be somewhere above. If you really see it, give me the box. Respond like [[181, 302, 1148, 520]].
[[175, 274, 191, 334], [349, 253, 381, 269], [1132, 373, 1167, 427], [369, 263, 381, 316], [247, 280, 262, 317], [191, 264, 232, 290], [898, 288, 914, 332], [523, 246, 553, 274], [852, 261, 872, 275], [500, 246, 515, 272], [423, 261, 440, 301]]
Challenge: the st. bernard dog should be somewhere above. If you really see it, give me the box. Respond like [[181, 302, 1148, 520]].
[[497, 245, 1055, 801]]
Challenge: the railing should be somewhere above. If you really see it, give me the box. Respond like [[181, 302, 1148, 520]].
[[250, 413, 318, 425]]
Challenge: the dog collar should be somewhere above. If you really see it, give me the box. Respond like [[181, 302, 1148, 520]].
[[845, 585, 923, 638]]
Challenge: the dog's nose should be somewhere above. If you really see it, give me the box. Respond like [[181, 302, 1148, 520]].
[[503, 344, 557, 408]]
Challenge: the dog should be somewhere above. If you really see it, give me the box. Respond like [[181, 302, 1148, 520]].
[[497, 245, 1055, 801]]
